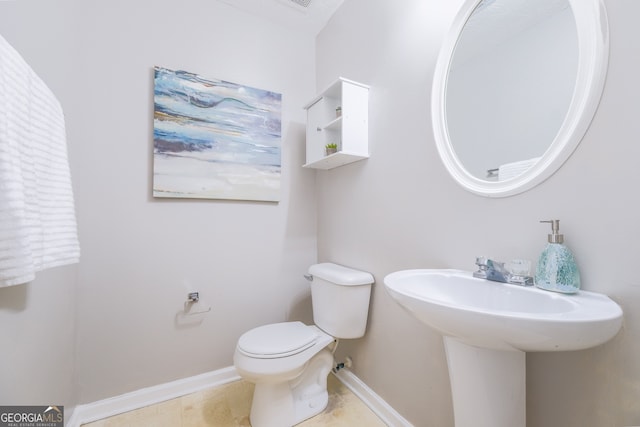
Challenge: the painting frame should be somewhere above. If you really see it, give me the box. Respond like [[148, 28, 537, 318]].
[[152, 66, 282, 202]]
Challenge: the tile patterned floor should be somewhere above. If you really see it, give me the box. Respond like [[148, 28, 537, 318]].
[[82, 373, 386, 426]]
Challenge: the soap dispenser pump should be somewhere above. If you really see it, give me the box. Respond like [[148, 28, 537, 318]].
[[534, 220, 581, 294]]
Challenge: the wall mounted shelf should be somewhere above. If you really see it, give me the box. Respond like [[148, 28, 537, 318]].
[[303, 77, 369, 170]]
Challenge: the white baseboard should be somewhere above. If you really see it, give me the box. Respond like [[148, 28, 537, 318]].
[[67, 366, 240, 427], [67, 366, 411, 427], [333, 369, 414, 427]]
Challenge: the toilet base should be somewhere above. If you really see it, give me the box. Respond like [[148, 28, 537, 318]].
[[249, 349, 334, 427]]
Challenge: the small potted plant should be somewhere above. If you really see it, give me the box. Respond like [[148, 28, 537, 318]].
[[325, 143, 338, 156]]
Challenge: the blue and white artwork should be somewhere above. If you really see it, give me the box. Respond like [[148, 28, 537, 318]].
[[153, 66, 282, 201]]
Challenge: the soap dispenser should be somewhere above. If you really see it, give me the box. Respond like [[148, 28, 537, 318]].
[[534, 220, 581, 294]]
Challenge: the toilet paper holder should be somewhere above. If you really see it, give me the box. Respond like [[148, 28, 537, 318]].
[[184, 292, 211, 315]]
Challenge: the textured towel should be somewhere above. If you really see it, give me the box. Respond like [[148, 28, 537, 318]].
[[498, 157, 540, 181], [0, 34, 80, 287]]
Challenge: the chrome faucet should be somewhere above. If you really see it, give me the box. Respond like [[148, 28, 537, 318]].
[[474, 257, 533, 286]]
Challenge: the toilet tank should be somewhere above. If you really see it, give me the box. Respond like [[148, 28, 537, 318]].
[[308, 263, 374, 339]]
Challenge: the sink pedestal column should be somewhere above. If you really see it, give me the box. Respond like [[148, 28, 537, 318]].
[[444, 337, 525, 427]]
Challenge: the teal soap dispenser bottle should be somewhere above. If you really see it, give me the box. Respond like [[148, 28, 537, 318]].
[[534, 220, 581, 294]]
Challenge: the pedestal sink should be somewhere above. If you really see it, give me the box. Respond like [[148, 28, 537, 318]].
[[384, 269, 623, 427]]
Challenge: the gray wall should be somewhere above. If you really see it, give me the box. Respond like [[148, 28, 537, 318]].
[[69, 0, 318, 403], [316, 0, 640, 426], [0, 267, 78, 411]]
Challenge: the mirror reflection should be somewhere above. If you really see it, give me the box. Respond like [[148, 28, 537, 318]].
[[445, 0, 578, 181]]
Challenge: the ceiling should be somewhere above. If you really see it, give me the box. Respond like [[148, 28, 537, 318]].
[[218, 0, 345, 36]]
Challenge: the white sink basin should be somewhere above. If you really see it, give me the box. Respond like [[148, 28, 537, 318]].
[[384, 269, 623, 427], [384, 269, 623, 352]]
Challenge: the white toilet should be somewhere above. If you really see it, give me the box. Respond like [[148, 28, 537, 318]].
[[233, 262, 374, 427]]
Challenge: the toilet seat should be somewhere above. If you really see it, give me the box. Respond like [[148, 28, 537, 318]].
[[234, 323, 335, 381], [237, 321, 321, 359]]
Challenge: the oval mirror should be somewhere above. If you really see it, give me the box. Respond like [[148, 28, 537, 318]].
[[432, 0, 609, 197]]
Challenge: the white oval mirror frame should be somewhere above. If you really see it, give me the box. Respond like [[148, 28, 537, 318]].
[[432, 0, 609, 197]]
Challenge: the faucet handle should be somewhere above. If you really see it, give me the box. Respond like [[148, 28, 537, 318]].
[[473, 256, 488, 278]]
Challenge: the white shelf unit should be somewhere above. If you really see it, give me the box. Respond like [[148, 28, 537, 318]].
[[303, 78, 369, 170]]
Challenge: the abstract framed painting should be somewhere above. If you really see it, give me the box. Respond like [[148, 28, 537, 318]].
[[152, 66, 282, 202]]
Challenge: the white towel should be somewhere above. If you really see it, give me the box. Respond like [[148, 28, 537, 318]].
[[0, 34, 80, 287], [498, 157, 540, 181]]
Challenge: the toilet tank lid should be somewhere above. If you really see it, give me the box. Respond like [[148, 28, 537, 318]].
[[308, 263, 374, 286]]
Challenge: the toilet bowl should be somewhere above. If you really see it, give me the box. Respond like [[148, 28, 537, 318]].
[[233, 263, 374, 427], [234, 322, 335, 427]]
